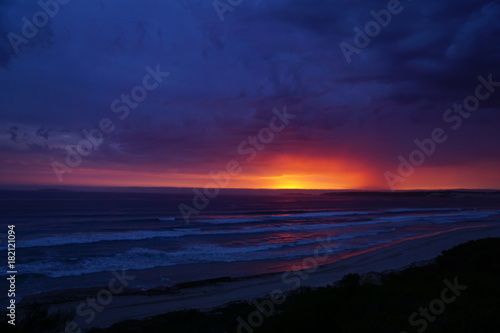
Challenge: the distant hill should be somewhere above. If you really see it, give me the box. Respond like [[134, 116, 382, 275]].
[[321, 190, 500, 198], [37, 188, 72, 192], [279, 193, 313, 196]]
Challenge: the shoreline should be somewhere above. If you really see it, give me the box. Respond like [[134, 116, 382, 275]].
[[29, 223, 500, 330]]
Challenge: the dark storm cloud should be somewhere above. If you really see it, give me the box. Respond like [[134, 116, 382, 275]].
[[0, 0, 499, 180], [0, 0, 57, 67], [35, 126, 49, 139], [8, 125, 18, 141], [0, 0, 17, 67]]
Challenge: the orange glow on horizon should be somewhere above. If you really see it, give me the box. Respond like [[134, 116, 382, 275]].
[[1, 155, 499, 190], [260, 155, 374, 189]]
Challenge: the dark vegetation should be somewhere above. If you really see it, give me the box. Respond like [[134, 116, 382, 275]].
[[2, 238, 499, 333], [0, 303, 73, 333]]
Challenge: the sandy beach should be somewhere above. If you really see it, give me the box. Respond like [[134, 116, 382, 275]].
[[40, 223, 500, 330]]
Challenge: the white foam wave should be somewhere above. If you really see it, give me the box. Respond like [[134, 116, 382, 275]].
[[10, 210, 498, 249], [196, 208, 467, 224], [15, 228, 395, 277], [13, 220, 392, 249], [197, 211, 375, 224]]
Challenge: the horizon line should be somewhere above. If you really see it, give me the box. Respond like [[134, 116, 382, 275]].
[[1, 184, 499, 193]]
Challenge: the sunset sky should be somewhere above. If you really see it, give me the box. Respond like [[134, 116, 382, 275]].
[[1, 0, 499, 190]]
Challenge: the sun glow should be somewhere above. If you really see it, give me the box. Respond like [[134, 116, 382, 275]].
[[260, 155, 374, 190], [272, 175, 311, 189]]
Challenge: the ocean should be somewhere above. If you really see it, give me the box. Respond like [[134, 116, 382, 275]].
[[1, 190, 499, 304]]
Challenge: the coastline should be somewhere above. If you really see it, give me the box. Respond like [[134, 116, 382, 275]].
[[31, 223, 500, 330]]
